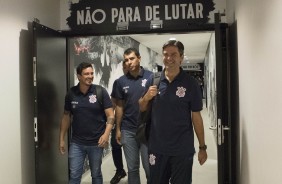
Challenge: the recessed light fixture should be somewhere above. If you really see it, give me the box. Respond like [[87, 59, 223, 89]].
[[169, 37, 176, 40]]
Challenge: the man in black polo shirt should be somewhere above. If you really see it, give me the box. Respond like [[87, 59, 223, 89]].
[[139, 40, 208, 184], [114, 48, 152, 184], [59, 62, 114, 184]]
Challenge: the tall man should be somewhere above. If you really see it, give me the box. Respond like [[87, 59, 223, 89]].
[[59, 62, 114, 184], [114, 48, 152, 184], [139, 40, 208, 184]]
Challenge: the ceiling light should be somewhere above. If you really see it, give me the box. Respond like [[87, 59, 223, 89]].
[[150, 20, 163, 29]]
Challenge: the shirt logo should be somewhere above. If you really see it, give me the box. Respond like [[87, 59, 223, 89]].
[[89, 94, 97, 103], [71, 101, 78, 109], [123, 86, 129, 93], [141, 79, 147, 87], [176, 86, 186, 98], [149, 154, 156, 165]]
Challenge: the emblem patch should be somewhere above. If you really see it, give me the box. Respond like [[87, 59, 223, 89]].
[[176, 86, 186, 98], [123, 86, 129, 93], [141, 79, 147, 87], [149, 154, 156, 165], [89, 94, 97, 103], [71, 101, 78, 109]]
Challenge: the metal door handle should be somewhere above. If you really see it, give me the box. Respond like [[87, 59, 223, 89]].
[[218, 119, 222, 145], [223, 126, 230, 131]]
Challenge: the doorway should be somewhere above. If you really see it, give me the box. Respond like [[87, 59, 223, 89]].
[[67, 32, 218, 184], [33, 19, 237, 184]]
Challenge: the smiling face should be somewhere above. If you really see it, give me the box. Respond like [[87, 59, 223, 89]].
[[162, 45, 183, 71], [77, 66, 94, 86]]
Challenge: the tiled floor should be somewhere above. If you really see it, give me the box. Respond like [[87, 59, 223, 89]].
[[82, 103, 217, 184]]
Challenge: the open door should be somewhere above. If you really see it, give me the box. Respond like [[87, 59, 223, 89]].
[[214, 13, 233, 184], [33, 22, 68, 183]]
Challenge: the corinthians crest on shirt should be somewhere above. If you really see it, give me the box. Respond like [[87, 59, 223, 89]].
[[141, 79, 147, 87], [89, 94, 97, 103], [176, 86, 186, 98]]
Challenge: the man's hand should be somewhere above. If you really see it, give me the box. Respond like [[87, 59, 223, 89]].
[[198, 150, 207, 165], [116, 129, 122, 145], [98, 134, 109, 148], [59, 140, 66, 155], [145, 85, 158, 101], [139, 85, 158, 112]]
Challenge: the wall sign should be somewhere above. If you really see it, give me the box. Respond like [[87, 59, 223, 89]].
[[66, 0, 215, 34]]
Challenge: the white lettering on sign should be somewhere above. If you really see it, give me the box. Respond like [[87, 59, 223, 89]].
[[77, 7, 106, 25], [145, 5, 160, 21], [75, 3, 205, 26], [165, 3, 203, 20], [111, 7, 141, 23]]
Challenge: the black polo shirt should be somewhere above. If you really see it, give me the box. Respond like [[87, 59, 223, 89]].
[[111, 79, 118, 98], [65, 84, 113, 146], [147, 68, 203, 156], [115, 67, 153, 132]]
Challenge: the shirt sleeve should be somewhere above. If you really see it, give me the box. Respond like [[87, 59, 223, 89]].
[[64, 91, 72, 112], [114, 78, 124, 100], [111, 80, 118, 98], [102, 87, 113, 109], [191, 78, 203, 112]]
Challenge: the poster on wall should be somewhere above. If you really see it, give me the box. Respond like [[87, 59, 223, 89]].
[[69, 35, 160, 96], [66, 0, 216, 34]]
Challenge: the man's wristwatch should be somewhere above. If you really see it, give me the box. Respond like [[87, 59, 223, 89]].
[[199, 145, 207, 151]]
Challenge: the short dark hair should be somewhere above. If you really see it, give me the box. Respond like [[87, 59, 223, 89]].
[[162, 40, 184, 56], [76, 62, 93, 75], [123, 47, 140, 58]]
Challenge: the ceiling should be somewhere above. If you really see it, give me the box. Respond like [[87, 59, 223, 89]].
[[129, 32, 213, 63]]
